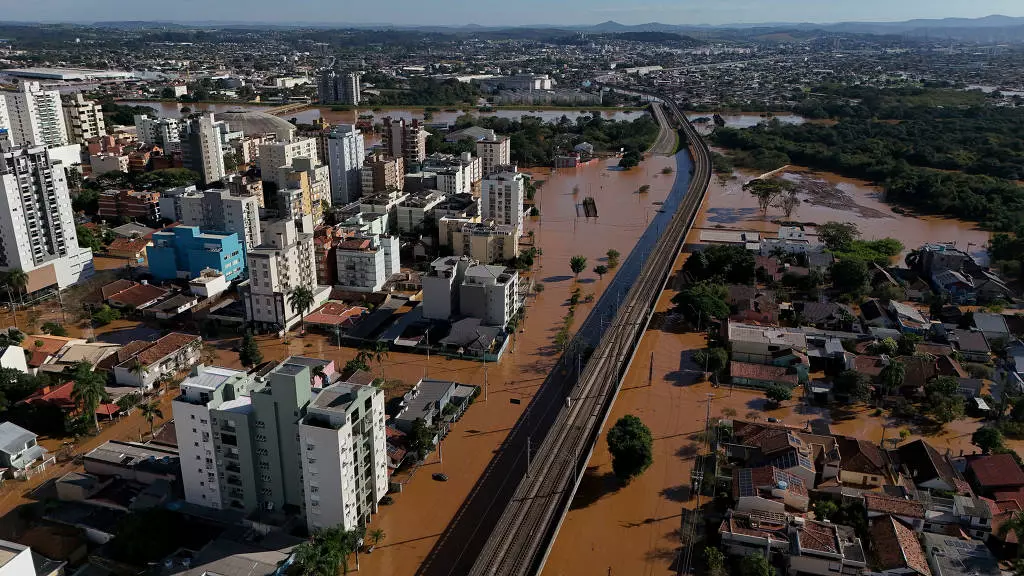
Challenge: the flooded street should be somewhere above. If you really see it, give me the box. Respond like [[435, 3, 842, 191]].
[[702, 165, 991, 263]]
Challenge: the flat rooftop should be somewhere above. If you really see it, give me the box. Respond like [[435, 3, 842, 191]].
[[3, 67, 133, 80], [182, 366, 247, 392], [0, 540, 27, 569]]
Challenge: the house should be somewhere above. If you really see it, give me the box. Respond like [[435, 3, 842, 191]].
[[38, 342, 122, 376], [755, 255, 784, 282], [103, 281, 170, 310], [144, 293, 199, 320], [727, 285, 778, 325], [732, 466, 810, 513], [892, 439, 960, 492], [112, 333, 201, 389], [921, 532, 1000, 576], [952, 329, 991, 363], [863, 493, 926, 531], [973, 313, 1011, 346], [868, 515, 931, 576], [0, 422, 50, 479], [727, 322, 807, 365], [105, 236, 151, 262], [966, 453, 1024, 496], [860, 299, 894, 329], [726, 421, 818, 489], [718, 510, 790, 557], [835, 435, 892, 487], [888, 301, 928, 335], [787, 519, 867, 576], [931, 269, 976, 305], [391, 379, 478, 437], [729, 361, 806, 389], [83, 440, 179, 485], [974, 271, 1014, 303], [794, 301, 856, 331]]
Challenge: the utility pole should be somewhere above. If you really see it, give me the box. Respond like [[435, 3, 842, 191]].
[[526, 436, 531, 473], [648, 351, 654, 387]]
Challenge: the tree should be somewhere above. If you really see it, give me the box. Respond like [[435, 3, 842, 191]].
[[739, 553, 772, 576], [898, 334, 921, 356], [774, 190, 801, 217], [693, 347, 729, 376], [40, 322, 68, 337], [830, 259, 869, 294], [972, 426, 1005, 455], [77, 225, 104, 252], [369, 342, 390, 380], [288, 285, 316, 334], [606, 414, 653, 483], [311, 364, 328, 388], [671, 282, 730, 326], [744, 178, 789, 217], [764, 384, 792, 406], [834, 370, 872, 402], [294, 527, 364, 576], [71, 361, 109, 433], [5, 269, 27, 300], [407, 417, 436, 461], [813, 499, 839, 520], [606, 249, 621, 269], [140, 400, 163, 438], [619, 150, 641, 169], [704, 547, 727, 576], [238, 331, 263, 368], [569, 255, 587, 281], [998, 512, 1024, 557], [926, 376, 965, 424], [872, 337, 899, 357], [92, 304, 121, 326], [879, 360, 906, 397], [818, 222, 861, 252], [682, 244, 756, 284], [368, 528, 385, 548], [593, 265, 609, 280]]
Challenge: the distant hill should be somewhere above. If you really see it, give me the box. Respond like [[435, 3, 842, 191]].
[[613, 31, 703, 47]]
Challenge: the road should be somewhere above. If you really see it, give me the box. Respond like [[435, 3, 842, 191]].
[[415, 96, 712, 576]]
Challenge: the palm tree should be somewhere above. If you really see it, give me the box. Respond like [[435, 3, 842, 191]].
[[288, 285, 316, 334], [368, 528, 385, 548], [140, 400, 163, 437], [5, 268, 27, 301], [371, 342, 390, 380], [71, 361, 109, 433], [129, 359, 147, 384], [880, 360, 906, 397]]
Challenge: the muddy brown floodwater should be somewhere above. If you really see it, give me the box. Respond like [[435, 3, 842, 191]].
[[702, 164, 991, 263]]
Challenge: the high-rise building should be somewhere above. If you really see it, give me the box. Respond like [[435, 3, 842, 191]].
[[170, 187, 263, 251], [300, 380, 387, 531], [477, 135, 511, 178], [182, 114, 226, 186], [0, 138, 94, 290], [251, 362, 313, 513], [277, 157, 331, 224], [258, 138, 320, 184], [481, 168, 525, 236], [239, 218, 329, 331], [1, 81, 68, 147], [327, 125, 365, 205], [334, 235, 400, 292], [62, 93, 106, 145], [134, 115, 181, 150], [381, 117, 427, 166], [421, 256, 520, 327], [359, 154, 404, 195], [317, 68, 362, 106]]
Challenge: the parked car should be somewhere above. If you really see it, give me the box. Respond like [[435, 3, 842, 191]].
[[432, 472, 449, 482]]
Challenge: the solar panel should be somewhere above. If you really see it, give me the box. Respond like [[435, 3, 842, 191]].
[[738, 469, 753, 496]]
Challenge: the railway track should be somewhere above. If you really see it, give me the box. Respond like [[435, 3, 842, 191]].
[[464, 95, 713, 576]]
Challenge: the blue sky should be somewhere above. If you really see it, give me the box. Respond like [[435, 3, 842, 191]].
[[6, 0, 1024, 26]]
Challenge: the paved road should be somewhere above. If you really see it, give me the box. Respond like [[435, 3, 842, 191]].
[[415, 96, 711, 576]]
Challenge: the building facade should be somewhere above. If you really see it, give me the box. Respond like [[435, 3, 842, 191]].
[[1, 81, 68, 147], [173, 187, 263, 251], [360, 154, 404, 195], [317, 69, 362, 106], [481, 169, 525, 236], [334, 235, 400, 292], [182, 114, 226, 186], [62, 93, 106, 145], [0, 139, 94, 290], [97, 189, 161, 222], [259, 138, 320, 185], [327, 125, 365, 205], [476, 135, 511, 178], [147, 226, 245, 282], [134, 115, 181, 151], [381, 117, 427, 166], [450, 221, 519, 264]]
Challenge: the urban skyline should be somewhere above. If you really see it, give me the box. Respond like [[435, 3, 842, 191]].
[[4, 0, 1024, 27]]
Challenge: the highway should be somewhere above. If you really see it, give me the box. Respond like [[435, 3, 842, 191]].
[[416, 95, 712, 576]]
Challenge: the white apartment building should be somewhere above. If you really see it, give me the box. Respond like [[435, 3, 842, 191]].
[[183, 114, 226, 186], [476, 135, 510, 178], [171, 187, 263, 250], [481, 169, 525, 236], [134, 115, 181, 150], [259, 138, 320, 184], [0, 140, 94, 291], [299, 381, 387, 532], [62, 93, 106, 144], [240, 218, 330, 331], [422, 256, 519, 327], [173, 365, 261, 510], [422, 153, 482, 195], [451, 221, 519, 264], [396, 190, 446, 234], [334, 235, 400, 292], [2, 81, 68, 147], [327, 125, 365, 205]]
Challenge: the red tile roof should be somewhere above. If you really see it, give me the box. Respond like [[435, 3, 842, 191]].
[[304, 302, 368, 328], [968, 453, 1024, 489], [134, 333, 200, 366], [106, 283, 170, 308], [870, 516, 931, 576], [101, 279, 137, 300], [796, 520, 840, 555], [21, 381, 76, 409], [730, 361, 799, 386], [863, 492, 926, 519], [106, 236, 150, 255]]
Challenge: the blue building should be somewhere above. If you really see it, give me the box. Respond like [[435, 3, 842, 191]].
[[147, 226, 244, 283]]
